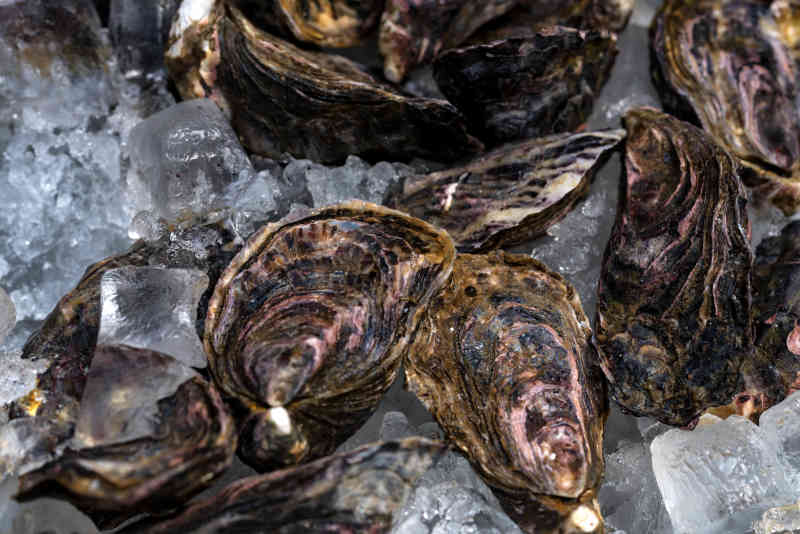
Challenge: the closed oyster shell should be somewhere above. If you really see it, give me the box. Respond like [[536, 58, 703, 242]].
[[387, 129, 624, 252], [378, 0, 520, 82], [596, 108, 755, 427], [119, 438, 445, 534], [521, 0, 634, 34], [232, 0, 383, 47], [433, 27, 618, 146], [204, 201, 455, 471], [752, 221, 800, 401], [166, 2, 482, 163], [651, 0, 800, 214], [404, 252, 607, 532], [16, 345, 236, 521]]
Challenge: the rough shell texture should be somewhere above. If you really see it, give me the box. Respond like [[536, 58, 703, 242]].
[[433, 27, 618, 146], [204, 201, 455, 471], [651, 0, 800, 214], [232, 0, 383, 47], [166, 3, 483, 164], [16, 347, 236, 518], [520, 0, 634, 34], [596, 108, 755, 427], [378, 0, 520, 82], [403, 252, 607, 529], [387, 129, 624, 252], [119, 438, 445, 534], [752, 221, 800, 401]]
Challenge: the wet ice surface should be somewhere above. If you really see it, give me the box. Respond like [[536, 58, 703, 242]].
[[109, 0, 179, 77], [0, 288, 14, 346], [753, 501, 800, 534], [97, 267, 209, 368], [0, 351, 45, 419]]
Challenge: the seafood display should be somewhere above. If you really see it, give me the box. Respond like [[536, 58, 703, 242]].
[[651, 0, 800, 214], [596, 108, 754, 427], [403, 252, 607, 532], [388, 129, 625, 252]]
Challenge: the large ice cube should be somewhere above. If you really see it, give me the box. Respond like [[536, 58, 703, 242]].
[[97, 267, 209, 368], [126, 99, 255, 220], [651, 416, 795, 534], [760, 391, 800, 486]]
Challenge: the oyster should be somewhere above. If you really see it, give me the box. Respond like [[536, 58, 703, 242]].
[[433, 27, 618, 145], [204, 201, 455, 471], [651, 0, 800, 214], [16, 345, 236, 522], [378, 0, 520, 83], [387, 129, 625, 252], [118, 438, 444, 533], [596, 108, 756, 427], [752, 221, 800, 401], [232, 0, 383, 47], [404, 252, 607, 533], [521, 0, 634, 34], [166, 2, 482, 163]]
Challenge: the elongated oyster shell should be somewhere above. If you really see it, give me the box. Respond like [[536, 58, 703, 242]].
[[752, 221, 800, 401], [433, 27, 618, 145], [404, 252, 607, 532], [651, 0, 800, 214], [596, 108, 756, 427], [166, 2, 482, 163], [118, 438, 444, 533], [387, 129, 624, 252], [378, 0, 520, 82], [232, 0, 383, 47], [16, 345, 236, 519], [204, 201, 455, 471]]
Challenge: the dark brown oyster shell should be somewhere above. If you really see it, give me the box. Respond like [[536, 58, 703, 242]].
[[166, 2, 483, 164], [404, 252, 607, 532], [204, 201, 455, 471], [118, 438, 444, 534], [433, 27, 618, 146], [232, 0, 383, 47], [387, 129, 624, 252], [16, 345, 237, 519], [651, 0, 800, 214], [378, 0, 520, 82], [596, 108, 756, 427], [520, 0, 634, 34], [752, 221, 800, 401]]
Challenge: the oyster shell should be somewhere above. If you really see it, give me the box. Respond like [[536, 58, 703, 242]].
[[433, 26, 618, 145], [232, 0, 383, 47], [166, 2, 482, 163], [16, 345, 236, 521], [651, 0, 800, 214], [403, 251, 607, 532], [378, 0, 520, 83], [521, 0, 634, 34], [596, 108, 756, 427], [204, 201, 455, 471], [387, 129, 625, 252], [118, 438, 444, 533], [752, 221, 800, 401]]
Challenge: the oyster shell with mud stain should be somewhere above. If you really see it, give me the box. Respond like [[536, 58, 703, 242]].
[[596, 108, 758, 427], [231, 0, 384, 47], [752, 221, 800, 403], [166, 1, 482, 163], [15, 344, 237, 527], [387, 129, 624, 252], [651, 0, 800, 214], [378, 0, 520, 83], [433, 26, 618, 146], [119, 438, 445, 534], [404, 251, 607, 533], [203, 201, 455, 471]]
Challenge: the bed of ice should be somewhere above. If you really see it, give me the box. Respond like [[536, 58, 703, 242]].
[[2, 0, 800, 533]]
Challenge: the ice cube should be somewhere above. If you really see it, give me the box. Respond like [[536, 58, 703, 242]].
[[0, 350, 46, 410], [126, 99, 255, 220], [759, 391, 800, 486], [97, 267, 209, 368], [0, 289, 15, 345], [652, 416, 795, 534], [0, 477, 99, 534], [109, 0, 180, 76]]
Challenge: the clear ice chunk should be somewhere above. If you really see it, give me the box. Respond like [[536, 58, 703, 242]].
[[759, 391, 800, 486], [0, 417, 70, 478], [0, 477, 99, 534], [651, 416, 795, 534], [0, 350, 46, 409], [126, 99, 255, 220], [97, 267, 209, 368], [753, 500, 800, 534], [72, 344, 198, 449], [0, 289, 15, 345], [109, 0, 180, 76]]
